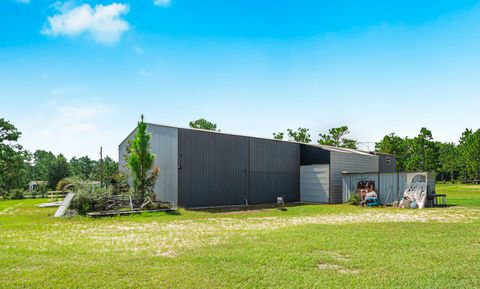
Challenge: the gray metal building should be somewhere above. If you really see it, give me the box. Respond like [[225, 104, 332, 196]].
[[299, 146, 393, 204], [119, 123, 396, 208]]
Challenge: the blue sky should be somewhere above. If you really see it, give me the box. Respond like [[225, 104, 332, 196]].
[[1, 0, 480, 159]]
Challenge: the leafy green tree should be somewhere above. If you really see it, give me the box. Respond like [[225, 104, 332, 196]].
[[376, 128, 440, 173], [287, 128, 311, 143], [127, 116, 159, 201], [92, 156, 119, 182], [0, 147, 31, 195], [457, 129, 480, 181], [189, 118, 218, 131], [318, 126, 357, 149], [70, 156, 95, 180], [273, 132, 284, 140], [102, 156, 119, 178], [31, 150, 56, 181], [405, 128, 440, 172], [48, 154, 70, 189], [0, 118, 21, 144], [437, 142, 459, 182], [0, 119, 31, 196]]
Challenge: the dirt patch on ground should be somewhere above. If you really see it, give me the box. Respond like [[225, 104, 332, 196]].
[[4, 206, 479, 259], [72, 207, 480, 256]]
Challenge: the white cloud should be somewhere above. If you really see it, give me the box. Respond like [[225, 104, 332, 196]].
[[42, 3, 130, 45], [153, 0, 171, 7]]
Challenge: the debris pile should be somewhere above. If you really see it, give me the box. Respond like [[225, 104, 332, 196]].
[[397, 182, 427, 209]]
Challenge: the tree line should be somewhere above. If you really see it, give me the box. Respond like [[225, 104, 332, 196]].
[[376, 128, 480, 182], [0, 118, 118, 198]]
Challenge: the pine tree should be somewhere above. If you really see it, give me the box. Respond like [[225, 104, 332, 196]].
[[127, 115, 158, 201]]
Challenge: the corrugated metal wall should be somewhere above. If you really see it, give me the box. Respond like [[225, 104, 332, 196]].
[[249, 138, 300, 204], [118, 124, 178, 207], [177, 130, 301, 207], [330, 152, 379, 204], [177, 129, 249, 207], [150, 125, 178, 207], [300, 165, 329, 203], [118, 129, 137, 171]]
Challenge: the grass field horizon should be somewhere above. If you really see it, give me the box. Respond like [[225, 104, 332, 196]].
[[1, 184, 479, 288]]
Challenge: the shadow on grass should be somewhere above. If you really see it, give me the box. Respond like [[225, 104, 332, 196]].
[[187, 202, 309, 214], [165, 210, 182, 216]]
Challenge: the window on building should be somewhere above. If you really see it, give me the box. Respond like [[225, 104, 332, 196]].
[[386, 157, 391, 166]]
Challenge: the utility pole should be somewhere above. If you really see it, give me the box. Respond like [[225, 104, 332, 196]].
[[100, 146, 104, 188]]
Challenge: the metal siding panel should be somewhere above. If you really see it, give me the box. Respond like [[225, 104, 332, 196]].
[[398, 172, 407, 200], [330, 152, 379, 203], [342, 174, 351, 201], [118, 128, 137, 171], [249, 138, 300, 204], [300, 165, 329, 203], [300, 145, 330, 165], [178, 129, 249, 207], [150, 126, 178, 207], [378, 173, 398, 204]]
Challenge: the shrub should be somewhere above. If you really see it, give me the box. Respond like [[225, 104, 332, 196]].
[[67, 178, 111, 215], [56, 178, 72, 192], [70, 187, 108, 215], [37, 183, 48, 198], [348, 193, 361, 206], [7, 189, 25, 200]]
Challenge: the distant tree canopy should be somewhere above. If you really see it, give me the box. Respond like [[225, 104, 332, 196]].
[[318, 126, 358, 149], [48, 154, 70, 189], [31, 150, 56, 181], [70, 156, 95, 180], [0, 118, 31, 196], [102, 156, 119, 179], [272, 128, 311, 143], [189, 118, 218, 131], [457, 129, 480, 180], [376, 128, 440, 172], [273, 132, 284, 140], [376, 127, 480, 182], [287, 128, 311, 143]]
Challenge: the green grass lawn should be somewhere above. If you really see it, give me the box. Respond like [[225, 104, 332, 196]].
[[1, 184, 479, 288]]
